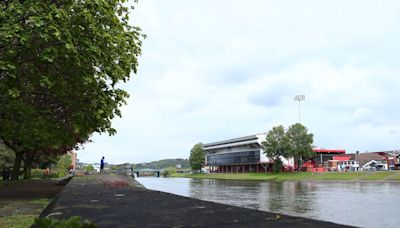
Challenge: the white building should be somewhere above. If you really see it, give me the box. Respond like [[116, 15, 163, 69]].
[[203, 133, 294, 173]]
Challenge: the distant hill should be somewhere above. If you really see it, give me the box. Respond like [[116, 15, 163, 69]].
[[134, 158, 190, 170]]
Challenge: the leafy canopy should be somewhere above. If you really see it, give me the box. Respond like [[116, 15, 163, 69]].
[[262, 125, 289, 159], [286, 123, 314, 160], [262, 123, 314, 171], [0, 0, 143, 154], [189, 143, 205, 171], [0, 141, 15, 169]]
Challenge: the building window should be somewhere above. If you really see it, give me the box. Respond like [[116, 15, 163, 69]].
[[207, 150, 260, 165]]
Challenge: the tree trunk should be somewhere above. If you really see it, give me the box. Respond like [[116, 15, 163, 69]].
[[23, 153, 34, 179], [11, 151, 23, 180]]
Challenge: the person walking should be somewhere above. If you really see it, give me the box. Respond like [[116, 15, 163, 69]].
[[100, 156, 105, 174]]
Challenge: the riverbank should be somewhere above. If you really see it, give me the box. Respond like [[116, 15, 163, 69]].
[[0, 179, 64, 227], [40, 174, 352, 227], [171, 170, 400, 181]]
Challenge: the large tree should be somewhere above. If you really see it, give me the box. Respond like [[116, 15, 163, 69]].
[[262, 125, 289, 172], [286, 123, 314, 170], [0, 140, 15, 170], [189, 143, 205, 171], [0, 0, 143, 179]]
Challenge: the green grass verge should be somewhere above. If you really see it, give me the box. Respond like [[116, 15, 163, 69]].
[[358, 171, 393, 180], [0, 198, 51, 228], [171, 171, 400, 181], [309, 172, 366, 180], [29, 198, 51, 207], [0, 215, 36, 228]]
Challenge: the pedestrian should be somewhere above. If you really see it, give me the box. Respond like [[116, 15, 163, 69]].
[[100, 156, 105, 174]]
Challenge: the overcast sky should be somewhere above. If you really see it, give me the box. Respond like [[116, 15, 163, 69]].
[[77, 0, 400, 164]]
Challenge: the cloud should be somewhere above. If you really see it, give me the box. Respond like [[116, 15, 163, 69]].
[[77, 0, 400, 164]]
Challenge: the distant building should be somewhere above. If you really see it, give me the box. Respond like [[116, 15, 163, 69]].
[[68, 151, 78, 170], [352, 152, 388, 171], [203, 133, 294, 173]]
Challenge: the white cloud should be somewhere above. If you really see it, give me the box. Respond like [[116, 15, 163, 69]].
[[77, 0, 400, 164]]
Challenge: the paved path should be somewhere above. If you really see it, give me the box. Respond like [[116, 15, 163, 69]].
[[40, 175, 354, 228]]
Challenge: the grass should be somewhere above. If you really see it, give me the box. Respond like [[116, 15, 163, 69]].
[[171, 171, 400, 181], [310, 172, 366, 180], [0, 198, 51, 228], [0, 215, 36, 228], [358, 171, 394, 180]]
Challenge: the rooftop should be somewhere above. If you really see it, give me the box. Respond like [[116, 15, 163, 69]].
[[203, 133, 266, 148]]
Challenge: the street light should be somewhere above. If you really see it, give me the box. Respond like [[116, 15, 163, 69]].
[[294, 95, 305, 123]]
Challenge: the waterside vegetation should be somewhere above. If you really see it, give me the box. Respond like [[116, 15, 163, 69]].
[[171, 171, 400, 181]]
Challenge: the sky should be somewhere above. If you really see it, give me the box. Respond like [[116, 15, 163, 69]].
[[77, 0, 400, 164]]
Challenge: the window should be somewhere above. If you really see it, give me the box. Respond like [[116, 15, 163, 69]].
[[207, 150, 260, 165]]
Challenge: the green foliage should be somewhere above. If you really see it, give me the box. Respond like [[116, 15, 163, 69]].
[[262, 125, 289, 159], [262, 125, 289, 173], [286, 123, 314, 166], [0, 141, 14, 168], [0, 215, 36, 228], [85, 165, 95, 172], [0, 0, 143, 179], [262, 124, 314, 171], [34, 216, 98, 228], [272, 158, 283, 173], [161, 166, 177, 177], [30, 168, 44, 179], [189, 143, 205, 171], [56, 154, 72, 177]]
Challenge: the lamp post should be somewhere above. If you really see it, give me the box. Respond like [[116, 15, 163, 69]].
[[294, 95, 305, 123]]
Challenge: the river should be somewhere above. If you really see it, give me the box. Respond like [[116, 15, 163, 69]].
[[137, 177, 400, 228]]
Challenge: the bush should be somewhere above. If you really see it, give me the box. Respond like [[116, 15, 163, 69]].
[[30, 169, 44, 179], [161, 167, 176, 177], [85, 165, 95, 172], [34, 216, 98, 228], [55, 154, 72, 177]]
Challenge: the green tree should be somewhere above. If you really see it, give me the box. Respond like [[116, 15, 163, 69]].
[[56, 154, 72, 177], [262, 125, 289, 173], [286, 123, 314, 171], [189, 143, 205, 171], [85, 164, 95, 173], [0, 140, 15, 170], [0, 0, 143, 180], [161, 166, 176, 177]]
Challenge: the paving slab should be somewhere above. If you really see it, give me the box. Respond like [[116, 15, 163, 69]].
[[40, 175, 354, 228]]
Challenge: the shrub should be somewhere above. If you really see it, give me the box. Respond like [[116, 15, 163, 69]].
[[161, 166, 176, 177], [34, 216, 98, 228], [30, 169, 44, 179], [55, 154, 72, 177]]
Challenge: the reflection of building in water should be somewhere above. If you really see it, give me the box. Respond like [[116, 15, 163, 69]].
[[203, 133, 294, 173]]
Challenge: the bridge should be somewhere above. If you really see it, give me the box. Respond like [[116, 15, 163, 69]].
[[112, 163, 161, 177], [133, 169, 161, 177]]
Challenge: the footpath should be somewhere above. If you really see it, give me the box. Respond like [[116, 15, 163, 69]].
[[40, 174, 354, 228]]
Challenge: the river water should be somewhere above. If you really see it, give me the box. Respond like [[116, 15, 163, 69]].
[[137, 177, 400, 228]]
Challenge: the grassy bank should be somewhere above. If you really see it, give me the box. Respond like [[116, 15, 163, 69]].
[[171, 171, 400, 181], [0, 198, 50, 228]]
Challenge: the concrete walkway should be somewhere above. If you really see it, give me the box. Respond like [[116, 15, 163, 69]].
[[40, 175, 354, 228]]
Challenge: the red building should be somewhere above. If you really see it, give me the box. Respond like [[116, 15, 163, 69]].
[[302, 149, 346, 172]]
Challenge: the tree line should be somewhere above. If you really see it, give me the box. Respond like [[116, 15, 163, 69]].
[[0, 0, 143, 180], [189, 123, 314, 172], [262, 123, 314, 172]]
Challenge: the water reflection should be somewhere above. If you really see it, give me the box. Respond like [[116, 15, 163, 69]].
[[137, 177, 400, 228]]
